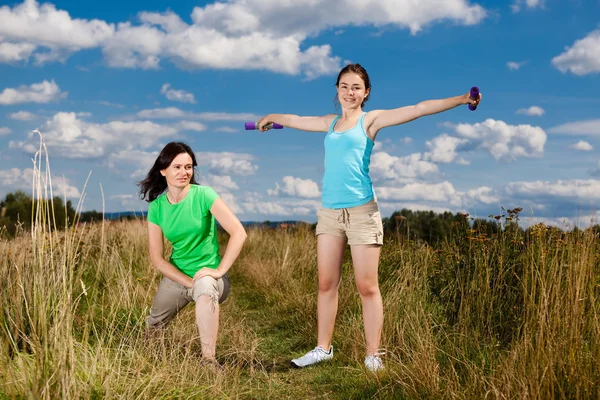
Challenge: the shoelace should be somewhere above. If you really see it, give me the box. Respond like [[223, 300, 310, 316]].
[[309, 346, 332, 358], [309, 348, 321, 356], [367, 349, 386, 358]]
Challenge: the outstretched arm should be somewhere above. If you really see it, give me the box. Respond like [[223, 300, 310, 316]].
[[366, 92, 482, 137], [257, 114, 337, 132], [192, 198, 247, 281], [148, 222, 194, 287]]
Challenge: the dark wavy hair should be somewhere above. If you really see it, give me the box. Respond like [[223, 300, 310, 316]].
[[138, 141, 198, 202], [334, 63, 372, 109]]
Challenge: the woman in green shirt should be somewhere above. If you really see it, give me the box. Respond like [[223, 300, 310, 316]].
[[139, 141, 247, 364]]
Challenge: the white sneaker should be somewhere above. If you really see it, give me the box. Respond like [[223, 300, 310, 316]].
[[364, 350, 385, 372], [291, 346, 333, 368]]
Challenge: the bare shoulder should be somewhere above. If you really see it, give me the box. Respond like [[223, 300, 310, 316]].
[[364, 110, 383, 124], [322, 114, 338, 125], [363, 110, 384, 132]]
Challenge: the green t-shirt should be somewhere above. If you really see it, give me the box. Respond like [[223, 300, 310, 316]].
[[147, 184, 221, 277]]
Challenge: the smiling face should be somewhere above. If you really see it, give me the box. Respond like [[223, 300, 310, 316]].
[[160, 152, 194, 189], [337, 72, 370, 110]]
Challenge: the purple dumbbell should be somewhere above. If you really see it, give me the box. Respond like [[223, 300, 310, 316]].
[[245, 122, 283, 130], [468, 87, 480, 111]]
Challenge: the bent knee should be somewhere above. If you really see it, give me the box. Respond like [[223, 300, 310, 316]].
[[192, 276, 220, 303]]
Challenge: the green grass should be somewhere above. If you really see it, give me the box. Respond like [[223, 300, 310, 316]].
[[1, 216, 599, 399]]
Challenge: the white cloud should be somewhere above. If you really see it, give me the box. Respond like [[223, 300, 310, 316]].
[[9, 112, 177, 159], [1, 0, 487, 78], [202, 174, 239, 191], [401, 137, 413, 145], [516, 106, 545, 116], [189, 0, 486, 37], [570, 141, 593, 151], [136, 107, 260, 122], [517, 215, 599, 231], [552, 29, 600, 76], [9, 110, 37, 120], [0, 167, 80, 198], [0, 127, 11, 135], [548, 119, 600, 136], [160, 83, 196, 103], [107, 149, 158, 179], [0, 0, 114, 64], [370, 151, 438, 183], [376, 181, 459, 204], [241, 193, 319, 217], [0, 41, 36, 62], [457, 157, 470, 165], [507, 61, 526, 70], [109, 148, 259, 181], [511, 0, 544, 12], [464, 186, 499, 204], [453, 119, 546, 160], [505, 179, 600, 202], [101, 13, 341, 77], [176, 121, 207, 132], [424, 133, 469, 163], [267, 176, 321, 198], [0, 80, 66, 105], [208, 157, 258, 176], [194, 151, 258, 176], [137, 107, 186, 119], [53, 175, 81, 198]]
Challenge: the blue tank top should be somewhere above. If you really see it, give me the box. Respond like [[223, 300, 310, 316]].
[[322, 112, 375, 209]]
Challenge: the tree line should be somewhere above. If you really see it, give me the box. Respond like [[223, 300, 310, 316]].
[[1, 190, 598, 242], [0, 191, 128, 237]]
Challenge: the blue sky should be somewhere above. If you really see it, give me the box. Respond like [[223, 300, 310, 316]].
[[0, 0, 599, 227]]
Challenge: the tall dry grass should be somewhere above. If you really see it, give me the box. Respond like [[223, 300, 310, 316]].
[[1, 134, 598, 398]]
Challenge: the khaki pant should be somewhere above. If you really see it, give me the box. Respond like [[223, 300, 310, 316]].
[[315, 199, 384, 245], [147, 274, 230, 329]]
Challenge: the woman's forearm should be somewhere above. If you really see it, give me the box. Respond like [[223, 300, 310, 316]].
[[414, 94, 467, 117], [216, 230, 247, 275], [153, 258, 194, 287], [264, 114, 296, 126]]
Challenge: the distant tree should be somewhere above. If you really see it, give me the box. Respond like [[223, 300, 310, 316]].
[[80, 210, 104, 223], [0, 191, 76, 236], [473, 218, 501, 236]]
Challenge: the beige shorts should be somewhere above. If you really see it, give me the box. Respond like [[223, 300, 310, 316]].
[[315, 199, 384, 245], [147, 274, 230, 329]]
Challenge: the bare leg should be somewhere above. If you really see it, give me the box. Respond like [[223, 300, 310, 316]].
[[195, 296, 219, 360], [316, 234, 347, 350], [351, 244, 383, 355]]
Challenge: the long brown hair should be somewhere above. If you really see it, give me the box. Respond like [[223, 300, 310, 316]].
[[138, 142, 198, 202]]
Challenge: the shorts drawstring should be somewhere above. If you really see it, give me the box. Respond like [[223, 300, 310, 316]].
[[338, 207, 350, 227]]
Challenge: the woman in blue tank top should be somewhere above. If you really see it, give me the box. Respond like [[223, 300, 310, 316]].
[[257, 64, 481, 372]]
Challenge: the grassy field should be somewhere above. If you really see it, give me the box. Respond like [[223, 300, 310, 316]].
[[1, 206, 599, 399]]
